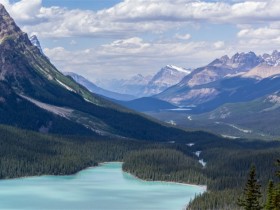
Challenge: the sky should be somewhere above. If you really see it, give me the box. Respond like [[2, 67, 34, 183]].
[[1, 0, 280, 82]]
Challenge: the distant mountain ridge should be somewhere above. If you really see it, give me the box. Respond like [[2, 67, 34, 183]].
[[97, 65, 191, 97], [64, 72, 136, 101], [144, 65, 191, 96], [156, 50, 280, 107], [147, 50, 280, 139]]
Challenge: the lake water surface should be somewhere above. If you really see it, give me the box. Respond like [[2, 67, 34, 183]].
[[0, 162, 205, 210]]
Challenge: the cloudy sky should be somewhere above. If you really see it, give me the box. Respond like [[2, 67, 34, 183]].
[[1, 0, 280, 82]]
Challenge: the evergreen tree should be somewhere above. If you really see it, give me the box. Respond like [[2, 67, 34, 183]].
[[272, 186, 280, 210], [276, 160, 280, 178], [265, 180, 274, 210], [273, 160, 280, 209], [238, 165, 262, 210]]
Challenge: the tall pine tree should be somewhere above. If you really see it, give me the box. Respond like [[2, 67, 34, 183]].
[[265, 180, 274, 210], [272, 160, 280, 209], [238, 165, 262, 210]]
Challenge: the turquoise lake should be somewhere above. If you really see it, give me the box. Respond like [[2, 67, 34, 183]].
[[0, 162, 205, 210]]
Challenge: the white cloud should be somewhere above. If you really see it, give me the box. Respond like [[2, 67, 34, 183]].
[[0, 0, 43, 24], [213, 41, 225, 49], [1, 0, 280, 38], [1, 0, 280, 81], [44, 37, 230, 80], [175, 33, 191, 40], [238, 27, 280, 39]]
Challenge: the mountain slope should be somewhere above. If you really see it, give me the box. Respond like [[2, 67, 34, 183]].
[[144, 65, 191, 95], [0, 4, 219, 142], [183, 92, 280, 139], [64, 72, 136, 101], [156, 52, 262, 105], [96, 65, 190, 97]]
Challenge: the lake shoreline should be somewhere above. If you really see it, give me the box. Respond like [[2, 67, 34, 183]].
[[123, 169, 207, 190], [0, 162, 205, 210], [100, 162, 207, 190], [0, 161, 207, 191]]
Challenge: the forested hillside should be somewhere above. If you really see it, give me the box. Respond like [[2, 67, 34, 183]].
[[123, 138, 280, 209]]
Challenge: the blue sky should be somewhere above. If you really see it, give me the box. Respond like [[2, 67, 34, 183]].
[[1, 0, 280, 83]]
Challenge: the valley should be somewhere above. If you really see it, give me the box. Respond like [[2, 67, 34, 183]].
[[1, 1, 280, 210]]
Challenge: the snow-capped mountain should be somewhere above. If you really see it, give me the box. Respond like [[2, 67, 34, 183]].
[[155, 50, 280, 113], [209, 51, 262, 72], [262, 50, 280, 66], [29, 35, 44, 55], [144, 65, 191, 95], [97, 65, 190, 97], [156, 52, 263, 105]]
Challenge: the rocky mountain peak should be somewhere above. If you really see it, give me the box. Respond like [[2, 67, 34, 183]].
[[29, 35, 50, 59], [262, 50, 280, 66], [143, 65, 191, 95], [29, 35, 44, 54], [220, 55, 230, 62], [209, 51, 262, 71], [230, 51, 259, 64], [0, 4, 22, 41]]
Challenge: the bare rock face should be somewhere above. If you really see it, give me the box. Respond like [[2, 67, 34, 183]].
[[29, 35, 44, 55], [0, 6, 49, 83], [0, 4, 25, 42]]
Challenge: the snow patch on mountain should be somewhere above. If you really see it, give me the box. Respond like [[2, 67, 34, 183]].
[[56, 79, 76, 93], [166, 65, 191, 73], [262, 50, 280, 67], [266, 94, 280, 104], [144, 65, 191, 95], [29, 35, 44, 55], [199, 159, 207, 167], [216, 122, 252, 133], [262, 94, 280, 112]]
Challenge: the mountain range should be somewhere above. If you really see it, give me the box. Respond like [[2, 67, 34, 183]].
[[60, 38, 280, 139], [2, 0, 280, 141], [145, 50, 280, 139], [2, 4, 280, 209], [64, 67, 189, 111], [0, 3, 212, 142], [156, 51, 280, 109], [95, 65, 191, 97]]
